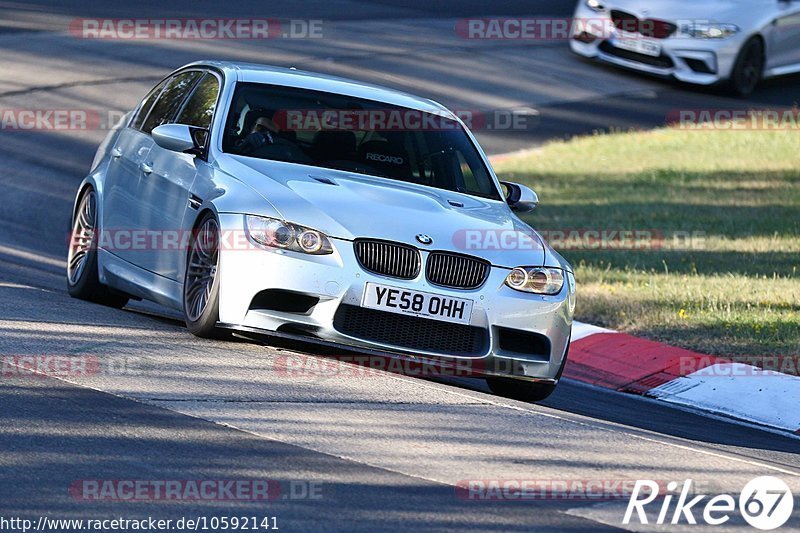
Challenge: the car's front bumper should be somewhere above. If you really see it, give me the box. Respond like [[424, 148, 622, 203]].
[[215, 213, 573, 382], [570, 5, 746, 85]]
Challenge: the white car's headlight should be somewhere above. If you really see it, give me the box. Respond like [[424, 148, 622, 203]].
[[245, 215, 333, 255], [585, 0, 606, 12], [505, 267, 565, 295], [685, 23, 739, 39]]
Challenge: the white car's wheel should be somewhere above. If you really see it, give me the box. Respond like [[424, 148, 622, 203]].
[[67, 188, 129, 308], [729, 37, 764, 97]]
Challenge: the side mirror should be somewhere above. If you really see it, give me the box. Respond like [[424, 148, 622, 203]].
[[500, 181, 539, 212], [152, 124, 201, 154]]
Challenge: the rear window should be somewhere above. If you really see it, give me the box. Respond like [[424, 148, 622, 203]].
[[221, 83, 501, 200]]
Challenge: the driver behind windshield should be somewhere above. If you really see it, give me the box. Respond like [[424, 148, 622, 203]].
[[236, 116, 279, 154]]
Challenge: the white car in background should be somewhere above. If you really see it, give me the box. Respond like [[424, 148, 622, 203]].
[[571, 0, 800, 95]]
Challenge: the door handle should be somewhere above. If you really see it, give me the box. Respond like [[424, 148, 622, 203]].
[[140, 162, 153, 175], [111, 148, 122, 159]]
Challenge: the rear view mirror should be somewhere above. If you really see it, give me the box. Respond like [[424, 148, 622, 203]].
[[500, 181, 539, 212], [152, 123, 199, 154]]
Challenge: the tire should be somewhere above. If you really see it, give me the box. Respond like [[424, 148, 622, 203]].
[[67, 188, 129, 309], [183, 212, 228, 339], [486, 339, 570, 403], [728, 37, 764, 97]]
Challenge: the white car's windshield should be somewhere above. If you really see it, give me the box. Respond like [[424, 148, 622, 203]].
[[222, 83, 501, 200]]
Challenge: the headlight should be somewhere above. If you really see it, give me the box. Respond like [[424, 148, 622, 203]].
[[245, 215, 333, 255], [505, 267, 565, 295], [685, 23, 739, 39], [585, 0, 606, 12]]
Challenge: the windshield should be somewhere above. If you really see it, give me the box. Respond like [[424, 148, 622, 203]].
[[222, 83, 501, 200]]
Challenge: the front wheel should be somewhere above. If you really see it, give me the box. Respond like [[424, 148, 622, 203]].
[[183, 213, 227, 339], [67, 188, 129, 308], [486, 378, 558, 403], [486, 339, 570, 402], [728, 37, 764, 97]]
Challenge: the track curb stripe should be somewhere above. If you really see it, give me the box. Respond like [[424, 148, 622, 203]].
[[566, 322, 800, 435], [564, 331, 727, 393]]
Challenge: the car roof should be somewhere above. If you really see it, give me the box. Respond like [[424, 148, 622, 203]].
[[184, 60, 455, 117]]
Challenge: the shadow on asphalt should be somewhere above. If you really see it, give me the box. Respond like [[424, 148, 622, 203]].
[[188, 323, 800, 456]]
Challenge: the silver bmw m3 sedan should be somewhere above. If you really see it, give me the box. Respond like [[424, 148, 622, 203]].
[[67, 61, 575, 401]]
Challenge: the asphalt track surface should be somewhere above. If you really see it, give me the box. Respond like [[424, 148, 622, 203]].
[[0, 1, 799, 531]]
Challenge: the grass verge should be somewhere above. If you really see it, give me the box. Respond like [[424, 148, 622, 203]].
[[493, 128, 800, 371]]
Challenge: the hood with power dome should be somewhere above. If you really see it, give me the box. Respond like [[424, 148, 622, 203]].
[[218, 155, 549, 269]]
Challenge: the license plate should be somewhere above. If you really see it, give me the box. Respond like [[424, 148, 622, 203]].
[[613, 37, 661, 57], [362, 283, 473, 325]]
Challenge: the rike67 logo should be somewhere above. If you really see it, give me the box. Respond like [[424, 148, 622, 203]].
[[625, 476, 794, 530]]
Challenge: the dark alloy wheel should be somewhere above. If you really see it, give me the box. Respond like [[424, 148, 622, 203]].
[[183, 213, 227, 338], [729, 37, 764, 97], [67, 188, 129, 308]]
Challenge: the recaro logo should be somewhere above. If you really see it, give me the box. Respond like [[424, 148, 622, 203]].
[[365, 152, 404, 165]]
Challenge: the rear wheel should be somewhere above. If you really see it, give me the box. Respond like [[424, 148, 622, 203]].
[[728, 37, 764, 97], [67, 188, 129, 308], [183, 213, 227, 338]]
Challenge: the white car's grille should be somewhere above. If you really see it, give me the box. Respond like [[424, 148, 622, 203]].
[[426, 252, 490, 290], [610, 10, 677, 39], [354, 239, 421, 280]]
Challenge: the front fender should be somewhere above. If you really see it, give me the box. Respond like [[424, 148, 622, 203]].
[[195, 164, 283, 221]]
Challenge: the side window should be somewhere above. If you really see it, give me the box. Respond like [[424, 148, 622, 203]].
[[131, 79, 168, 131], [141, 71, 203, 135], [175, 73, 220, 130]]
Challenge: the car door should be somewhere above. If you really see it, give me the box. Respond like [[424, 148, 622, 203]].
[[142, 71, 221, 282], [767, 2, 800, 70], [102, 78, 166, 247], [104, 69, 204, 272]]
